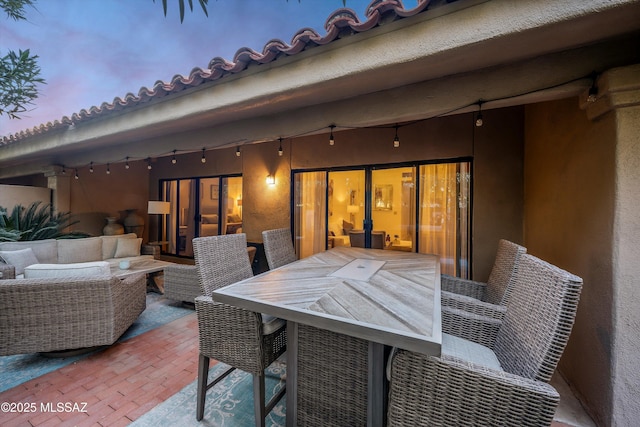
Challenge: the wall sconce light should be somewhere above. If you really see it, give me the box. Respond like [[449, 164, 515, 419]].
[[329, 125, 336, 146], [475, 101, 484, 127], [266, 174, 275, 185], [278, 138, 283, 157], [393, 125, 400, 148]]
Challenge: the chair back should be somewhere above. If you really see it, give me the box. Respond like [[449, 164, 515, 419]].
[[371, 231, 386, 249], [262, 228, 297, 270], [494, 253, 583, 382], [192, 233, 253, 296], [349, 230, 365, 248], [485, 239, 527, 305]]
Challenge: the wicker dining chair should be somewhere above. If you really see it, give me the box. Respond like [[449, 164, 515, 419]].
[[262, 228, 297, 270], [441, 239, 526, 319], [387, 253, 583, 426], [193, 234, 287, 426]]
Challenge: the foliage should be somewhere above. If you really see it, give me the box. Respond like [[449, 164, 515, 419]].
[[0, 202, 88, 242], [155, 0, 347, 23], [0, 0, 45, 120]]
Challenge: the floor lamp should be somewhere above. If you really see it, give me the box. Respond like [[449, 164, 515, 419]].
[[147, 201, 171, 245]]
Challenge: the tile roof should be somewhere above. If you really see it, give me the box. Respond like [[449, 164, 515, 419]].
[[1, 0, 447, 145]]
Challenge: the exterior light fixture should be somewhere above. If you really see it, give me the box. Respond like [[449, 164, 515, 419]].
[[106, 163, 111, 174], [393, 125, 400, 148], [125, 157, 130, 169], [201, 148, 206, 163], [278, 138, 283, 157], [475, 101, 484, 127], [266, 174, 275, 185], [74, 169, 79, 179], [329, 125, 336, 146], [147, 157, 152, 170], [236, 146, 241, 157], [171, 150, 177, 164], [89, 161, 94, 173], [587, 74, 598, 103]]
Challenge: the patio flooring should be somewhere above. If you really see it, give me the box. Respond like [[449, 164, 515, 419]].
[[0, 295, 595, 427]]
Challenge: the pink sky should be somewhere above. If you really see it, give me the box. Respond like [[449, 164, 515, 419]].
[[1, 0, 405, 137]]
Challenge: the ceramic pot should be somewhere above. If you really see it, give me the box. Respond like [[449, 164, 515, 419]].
[[124, 209, 145, 238], [103, 217, 125, 235]]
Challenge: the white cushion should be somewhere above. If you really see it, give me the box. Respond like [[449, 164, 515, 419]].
[[101, 233, 137, 260], [24, 261, 110, 279], [441, 333, 502, 370], [114, 238, 142, 258], [58, 237, 102, 264], [0, 239, 57, 264], [0, 248, 40, 276]]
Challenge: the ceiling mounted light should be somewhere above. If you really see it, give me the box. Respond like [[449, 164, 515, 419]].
[[89, 161, 94, 173], [236, 146, 241, 157], [171, 150, 177, 164], [147, 157, 152, 170], [475, 101, 484, 127], [329, 125, 336, 146], [201, 148, 206, 163], [74, 169, 79, 180], [393, 125, 400, 148], [278, 138, 283, 157], [125, 157, 130, 169], [106, 163, 111, 174]]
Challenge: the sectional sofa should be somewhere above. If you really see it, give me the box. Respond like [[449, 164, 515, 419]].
[[0, 234, 155, 355]]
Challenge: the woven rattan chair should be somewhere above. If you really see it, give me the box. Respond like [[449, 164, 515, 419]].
[[441, 239, 526, 319], [387, 253, 583, 426], [262, 228, 296, 270], [193, 234, 287, 426]]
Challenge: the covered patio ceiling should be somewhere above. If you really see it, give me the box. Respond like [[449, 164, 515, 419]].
[[1, 0, 639, 179]]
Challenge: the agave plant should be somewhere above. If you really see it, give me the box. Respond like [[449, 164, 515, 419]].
[[0, 201, 88, 242]]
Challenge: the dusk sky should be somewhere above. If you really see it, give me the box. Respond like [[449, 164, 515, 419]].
[[1, 0, 420, 137]]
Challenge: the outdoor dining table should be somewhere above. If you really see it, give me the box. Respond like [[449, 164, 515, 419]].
[[212, 246, 441, 427]]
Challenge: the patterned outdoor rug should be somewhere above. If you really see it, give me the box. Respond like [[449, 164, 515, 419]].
[[131, 360, 287, 427], [0, 293, 192, 392]]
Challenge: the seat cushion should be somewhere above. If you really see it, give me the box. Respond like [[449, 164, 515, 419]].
[[262, 314, 286, 335], [0, 248, 40, 276], [442, 333, 502, 370], [24, 261, 111, 279]]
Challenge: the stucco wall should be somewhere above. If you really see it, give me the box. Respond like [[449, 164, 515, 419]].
[[525, 97, 616, 425], [0, 184, 51, 212]]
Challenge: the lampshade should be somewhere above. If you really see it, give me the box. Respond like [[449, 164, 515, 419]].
[[148, 201, 171, 214]]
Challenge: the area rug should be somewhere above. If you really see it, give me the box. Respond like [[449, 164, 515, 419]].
[[131, 360, 287, 427], [0, 293, 192, 393]]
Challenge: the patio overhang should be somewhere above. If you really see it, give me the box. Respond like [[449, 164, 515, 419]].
[[1, 0, 639, 179]]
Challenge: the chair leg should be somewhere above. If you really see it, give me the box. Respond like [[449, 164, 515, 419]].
[[196, 354, 209, 421], [253, 374, 266, 427]]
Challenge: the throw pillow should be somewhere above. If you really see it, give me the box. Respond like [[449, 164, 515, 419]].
[[114, 237, 142, 258], [0, 248, 40, 276], [342, 220, 354, 235], [102, 233, 136, 260]]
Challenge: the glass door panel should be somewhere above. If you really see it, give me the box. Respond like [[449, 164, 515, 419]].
[[371, 167, 416, 251], [418, 163, 470, 277], [199, 178, 219, 237], [222, 176, 243, 234], [327, 170, 365, 248], [293, 171, 327, 259]]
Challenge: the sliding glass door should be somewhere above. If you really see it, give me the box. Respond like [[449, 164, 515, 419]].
[[160, 175, 242, 257], [293, 161, 470, 277]]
